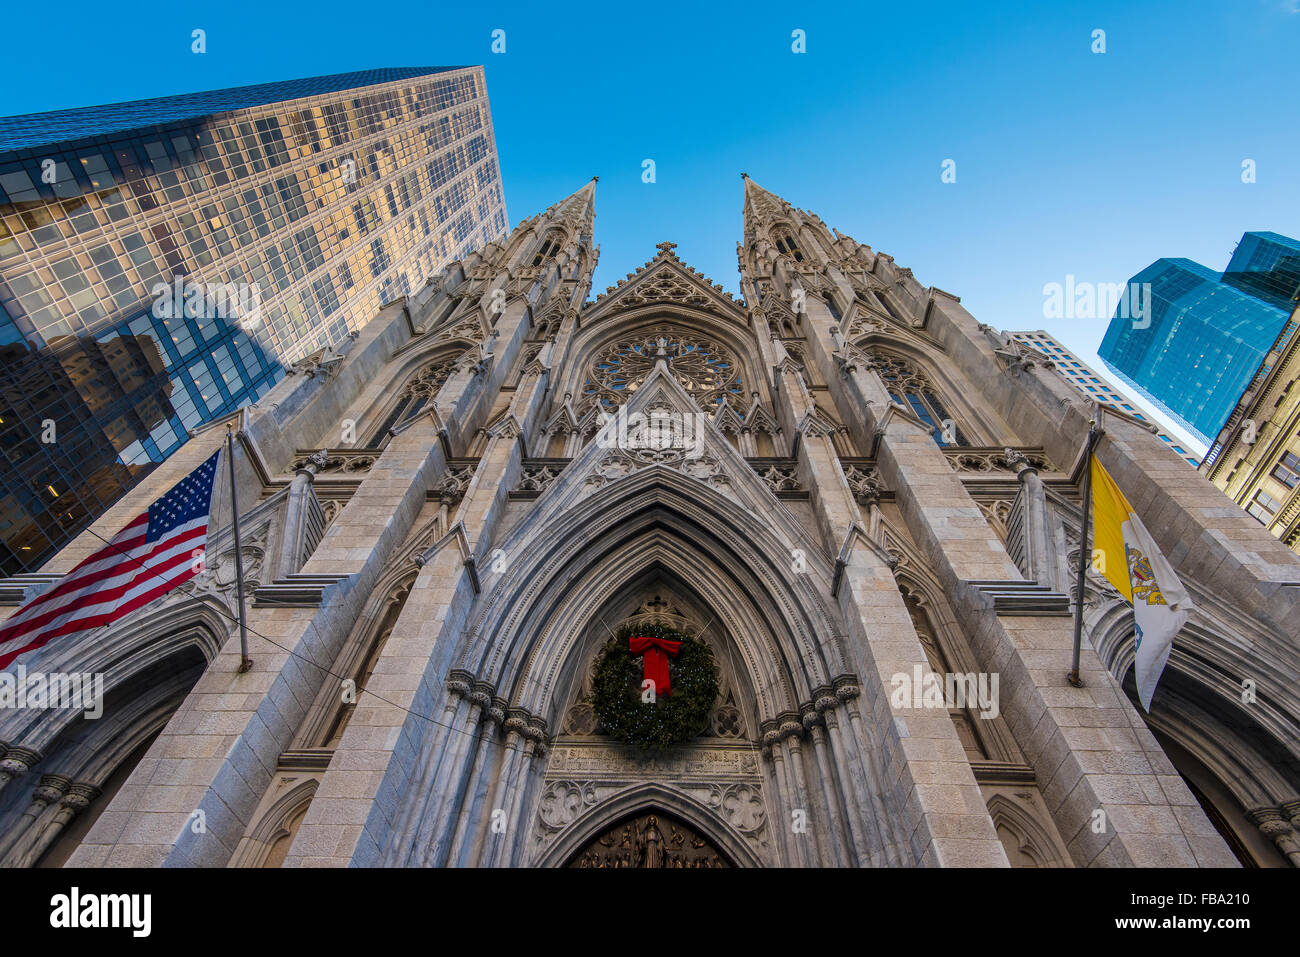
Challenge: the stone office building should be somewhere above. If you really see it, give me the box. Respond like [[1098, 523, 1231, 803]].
[[1, 178, 1298, 868]]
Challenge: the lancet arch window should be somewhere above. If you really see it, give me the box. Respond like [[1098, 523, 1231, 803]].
[[869, 352, 968, 447], [317, 579, 413, 749], [899, 584, 988, 761], [366, 356, 458, 444], [582, 330, 744, 414], [532, 233, 564, 267], [772, 228, 804, 263]]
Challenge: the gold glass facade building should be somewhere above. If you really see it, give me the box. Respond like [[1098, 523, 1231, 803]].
[[0, 67, 507, 572]]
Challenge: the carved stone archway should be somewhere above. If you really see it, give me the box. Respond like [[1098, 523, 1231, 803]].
[[562, 807, 734, 868], [534, 782, 764, 868]]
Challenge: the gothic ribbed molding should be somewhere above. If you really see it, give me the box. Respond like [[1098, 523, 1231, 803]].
[[757, 677, 864, 757]]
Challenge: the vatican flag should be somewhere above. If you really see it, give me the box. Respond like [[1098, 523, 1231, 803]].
[[1089, 456, 1193, 711]]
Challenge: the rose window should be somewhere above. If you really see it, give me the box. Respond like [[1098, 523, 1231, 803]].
[[583, 330, 743, 413]]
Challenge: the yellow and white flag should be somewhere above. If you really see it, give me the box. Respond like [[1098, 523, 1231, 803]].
[[1090, 457, 1193, 711]]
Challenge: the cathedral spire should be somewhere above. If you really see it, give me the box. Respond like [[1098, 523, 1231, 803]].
[[498, 178, 598, 278], [546, 176, 598, 237], [741, 173, 792, 241]]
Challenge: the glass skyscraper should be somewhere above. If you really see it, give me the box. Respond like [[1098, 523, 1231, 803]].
[[1220, 231, 1300, 312], [0, 67, 507, 574], [1097, 233, 1299, 447]]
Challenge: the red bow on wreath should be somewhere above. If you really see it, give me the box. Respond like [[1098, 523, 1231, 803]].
[[628, 635, 682, 697]]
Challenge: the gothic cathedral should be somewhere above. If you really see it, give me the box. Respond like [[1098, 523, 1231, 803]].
[[3, 178, 1299, 868]]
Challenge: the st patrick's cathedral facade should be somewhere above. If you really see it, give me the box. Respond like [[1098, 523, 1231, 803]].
[[2, 178, 1299, 869]]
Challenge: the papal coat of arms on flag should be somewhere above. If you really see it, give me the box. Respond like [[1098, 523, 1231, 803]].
[[1089, 456, 1194, 710]]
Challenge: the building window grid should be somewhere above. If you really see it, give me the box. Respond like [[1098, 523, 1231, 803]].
[[0, 71, 504, 571], [3, 93, 502, 368]]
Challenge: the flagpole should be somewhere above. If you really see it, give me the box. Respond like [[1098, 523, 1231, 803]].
[[226, 425, 253, 673], [1068, 418, 1101, 688]]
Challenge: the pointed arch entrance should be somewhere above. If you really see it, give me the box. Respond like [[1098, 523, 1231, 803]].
[[538, 783, 761, 868]]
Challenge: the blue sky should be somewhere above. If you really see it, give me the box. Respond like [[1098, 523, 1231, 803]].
[[5, 0, 1298, 450]]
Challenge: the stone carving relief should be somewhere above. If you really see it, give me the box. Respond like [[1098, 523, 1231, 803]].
[[537, 780, 599, 834], [516, 462, 562, 496], [843, 463, 884, 505], [285, 449, 378, 476], [754, 462, 801, 495], [946, 448, 1055, 474], [435, 463, 476, 506], [564, 810, 731, 868], [586, 444, 729, 489], [976, 499, 1014, 542], [608, 266, 725, 316], [703, 782, 765, 835]]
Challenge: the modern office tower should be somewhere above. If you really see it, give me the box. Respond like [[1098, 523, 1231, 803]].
[[1202, 300, 1300, 554], [1097, 232, 1300, 448], [1006, 330, 1200, 466], [1220, 231, 1300, 311], [0, 67, 507, 573]]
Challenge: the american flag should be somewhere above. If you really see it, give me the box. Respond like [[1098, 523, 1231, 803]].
[[0, 451, 221, 671]]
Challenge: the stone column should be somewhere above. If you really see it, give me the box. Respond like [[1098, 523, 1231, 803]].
[[804, 709, 852, 866], [781, 723, 828, 865], [0, 773, 67, 862], [407, 684, 490, 866], [274, 450, 327, 580], [20, 782, 98, 867], [1007, 448, 1057, 586], [761, 726, 799, 867]]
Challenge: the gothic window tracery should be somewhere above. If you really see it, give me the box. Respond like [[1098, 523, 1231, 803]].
[[772, 228, 804, 263], [367, 355, 458, 444], [321, 580, 412, 748], [582, 329, 744, 414], [899, 584, 988, 761], [532, 234, 562, 267], [868, 352, 968, 447]]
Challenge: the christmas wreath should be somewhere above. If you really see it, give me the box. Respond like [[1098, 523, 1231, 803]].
[[590, 622, 719, 751]]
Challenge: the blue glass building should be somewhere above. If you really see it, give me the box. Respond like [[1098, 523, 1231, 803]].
[[1098, 233, 1299, 448], [1221, 231, 1300, 312], [0, 68, 507, 573]]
